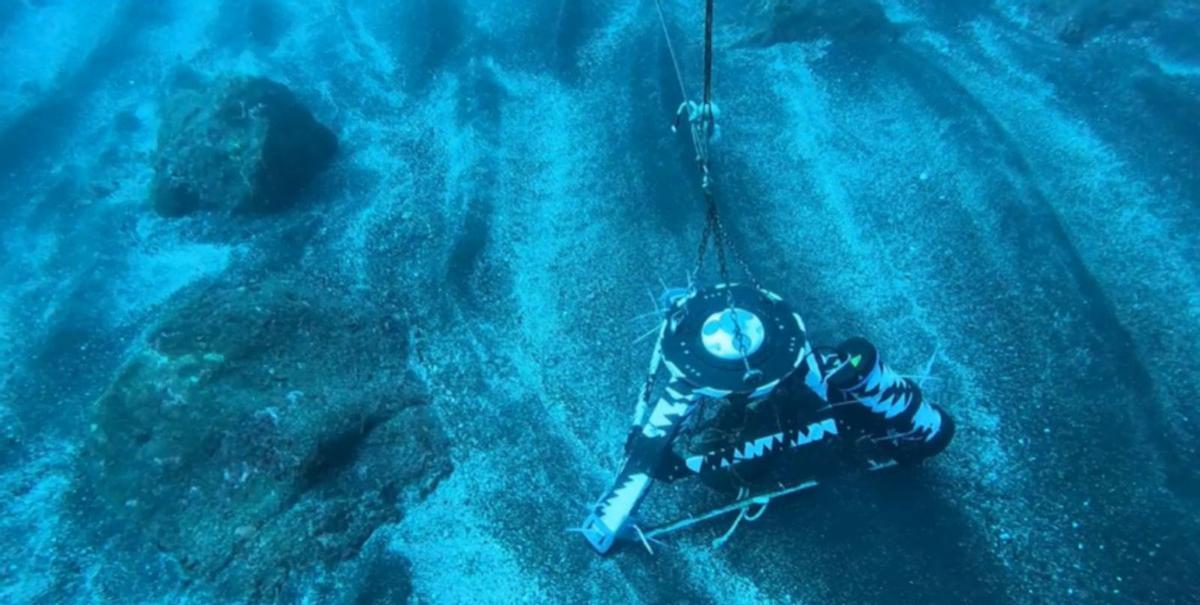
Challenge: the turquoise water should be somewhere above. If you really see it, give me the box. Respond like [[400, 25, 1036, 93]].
[[0, 1, 1198, 603]]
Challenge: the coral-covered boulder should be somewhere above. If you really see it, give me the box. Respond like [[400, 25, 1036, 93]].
[[68, 271, 450, 600], [151, 76, 337, 217]]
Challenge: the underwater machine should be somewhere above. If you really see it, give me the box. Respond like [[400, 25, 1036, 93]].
[[574, 0, 956, 555]]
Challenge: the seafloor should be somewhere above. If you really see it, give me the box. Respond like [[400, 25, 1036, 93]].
[[1, 1, 1198, 604]]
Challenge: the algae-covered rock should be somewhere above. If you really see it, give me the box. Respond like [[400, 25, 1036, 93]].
[[68, 272, 450, 600], [749, 0, 893, 46], [150, 76, 337, 217]]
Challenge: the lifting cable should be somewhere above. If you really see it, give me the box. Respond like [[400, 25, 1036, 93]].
[[652, 0, 762, 382], [702, 0, 714, 107], [654, 0, 690, 106], [653, 0, 756, 288]]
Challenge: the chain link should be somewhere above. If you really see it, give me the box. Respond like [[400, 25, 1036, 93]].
[[688, 192, 762, 383], [691, 192, 759, 292], [711, 203, 761, 291], [664, 0, 763, 386]]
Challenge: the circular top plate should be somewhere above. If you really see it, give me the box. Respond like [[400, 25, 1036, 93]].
[[661, 284, 808, 394], [700, 308, 765, 360]]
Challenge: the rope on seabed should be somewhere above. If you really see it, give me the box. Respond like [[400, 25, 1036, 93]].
[[712, 487, 770, 548]]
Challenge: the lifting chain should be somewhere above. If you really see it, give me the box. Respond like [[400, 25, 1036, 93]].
[[658, 0, 764, 387]]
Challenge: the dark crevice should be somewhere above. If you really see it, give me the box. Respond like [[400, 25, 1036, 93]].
[[446, 195, 493, 307], [297, 411, 392, 494], [393, 0, 467, 93], [454, 63, 507, 133], [548, 0, 598, 81]]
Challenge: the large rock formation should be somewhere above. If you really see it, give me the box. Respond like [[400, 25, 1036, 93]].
[[66, 270, 450, 601], [151, 76, 337, 217]]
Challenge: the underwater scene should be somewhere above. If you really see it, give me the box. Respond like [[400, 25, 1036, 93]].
[[1, 0, 1199, 603]]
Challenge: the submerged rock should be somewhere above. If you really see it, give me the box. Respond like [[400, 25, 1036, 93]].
[[66, 272, 450, 600], [1037, 0, 1164, 45], [749, 0, 893, 46], [150, 76, 337, 217]]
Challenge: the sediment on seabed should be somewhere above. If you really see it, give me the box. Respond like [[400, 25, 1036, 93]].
[[0, 1, 1197, 603]]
